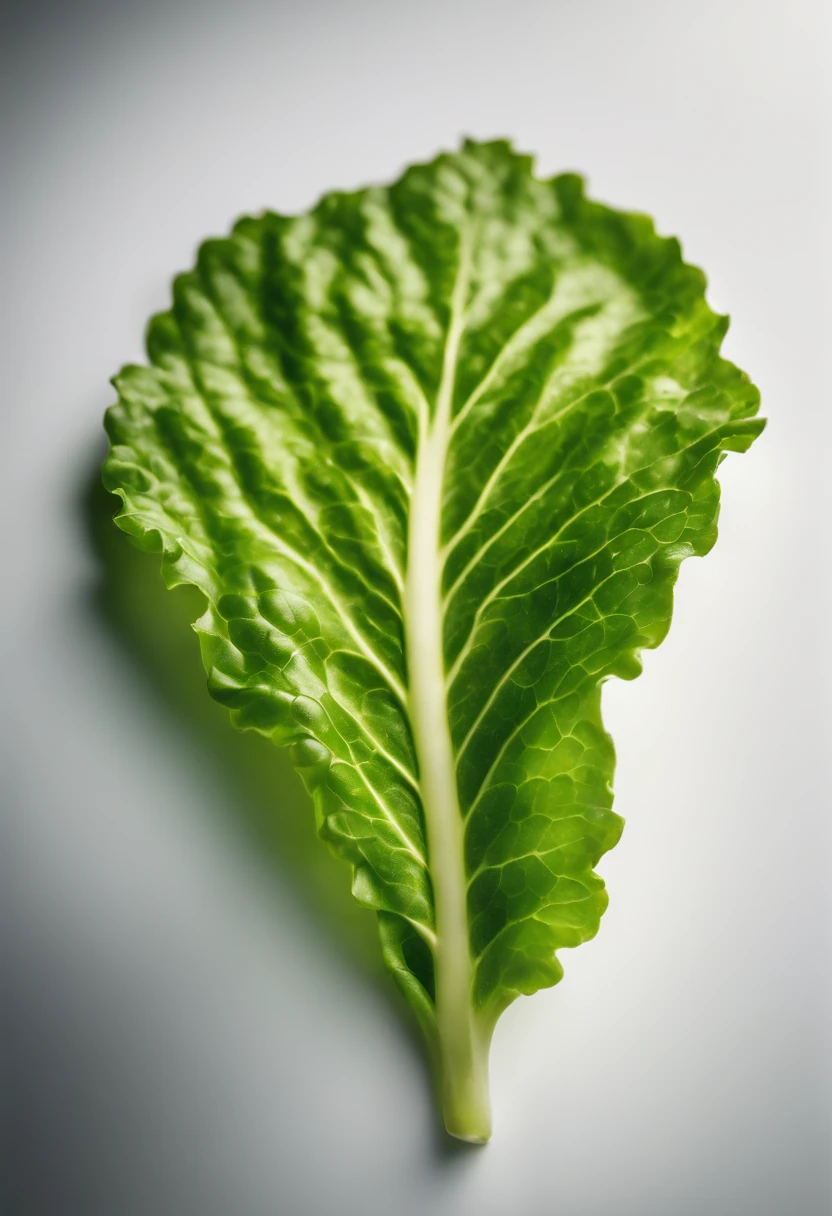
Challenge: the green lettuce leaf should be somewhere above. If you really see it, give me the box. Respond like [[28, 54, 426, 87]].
[[103, 140, 763, 1141]]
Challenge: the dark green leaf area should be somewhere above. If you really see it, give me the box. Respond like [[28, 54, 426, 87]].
[[105, 175, 458, 976]]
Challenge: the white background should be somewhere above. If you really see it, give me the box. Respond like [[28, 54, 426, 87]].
[[3, 2, 830, 1213]]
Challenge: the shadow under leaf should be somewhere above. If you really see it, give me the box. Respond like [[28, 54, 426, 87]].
[[82, 449, 488, 1156], [82, 456, 393, 984]]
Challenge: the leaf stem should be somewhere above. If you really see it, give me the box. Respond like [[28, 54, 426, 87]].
[[404, 230, 491, 1142]]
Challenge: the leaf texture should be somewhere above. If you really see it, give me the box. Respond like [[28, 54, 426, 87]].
[[103, 140, 763, 1139]]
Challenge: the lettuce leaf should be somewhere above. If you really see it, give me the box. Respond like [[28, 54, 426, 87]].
[[103, 140, 763, 1141]]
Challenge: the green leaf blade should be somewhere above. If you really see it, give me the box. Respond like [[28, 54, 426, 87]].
[[103, 139, 763, 1142]]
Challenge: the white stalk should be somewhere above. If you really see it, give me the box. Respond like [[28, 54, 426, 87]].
[[403, 235, 491, 1142]]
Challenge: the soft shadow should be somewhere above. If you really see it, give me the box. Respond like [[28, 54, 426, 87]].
[[80, 447, 490, 1162], [83, 458, 381, 968]]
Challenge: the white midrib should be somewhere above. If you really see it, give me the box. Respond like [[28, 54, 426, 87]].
[[403, 234, 491, 1141]]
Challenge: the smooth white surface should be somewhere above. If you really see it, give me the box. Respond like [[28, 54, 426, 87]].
[[3, 2, 830, 1213]]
